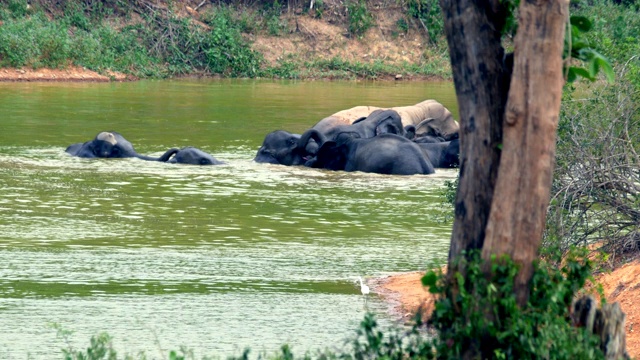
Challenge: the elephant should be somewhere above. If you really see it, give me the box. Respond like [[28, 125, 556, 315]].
[[417, 139, 460, 168], [311, 100, 460, 141], [255, 110, 410, 166], [163, 147, 226, 165], [413, 134, 447, 143], [66, 131, 176, 161], [255, 101, 458, 167], [392, 100, 459, 140], [413, 116, 460, 142], [311, 105, 380, 134], [304, 130, 435, 175], [253, 129, 320, 165], [320, 109, 410, 141]]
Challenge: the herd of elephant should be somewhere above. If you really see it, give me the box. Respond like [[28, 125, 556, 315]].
[[65, 99, 461, 176]]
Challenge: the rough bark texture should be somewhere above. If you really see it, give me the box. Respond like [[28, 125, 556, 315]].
[[572, 296, 630, 360], [440, 0, 511, 265], [481, 0, 569, 306]]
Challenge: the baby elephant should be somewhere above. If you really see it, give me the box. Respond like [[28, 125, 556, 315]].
[[164, 147, 226, 166]]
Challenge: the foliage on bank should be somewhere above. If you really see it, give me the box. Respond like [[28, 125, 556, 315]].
[[546, 0, 640, 260], [0, 0, 449, 80]]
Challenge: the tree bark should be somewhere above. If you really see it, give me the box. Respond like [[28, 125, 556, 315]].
[[440, 0, 511, 267], [481, 0, 569, 306]]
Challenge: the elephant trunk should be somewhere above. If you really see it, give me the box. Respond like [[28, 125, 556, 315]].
[[415, 118, 437, 135], [298, 129, 327, 156], [137, 148, 180, 162]]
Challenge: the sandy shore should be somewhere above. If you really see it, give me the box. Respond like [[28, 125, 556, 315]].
[[376, 260, 640, 358], [0, 67, 134, 82]]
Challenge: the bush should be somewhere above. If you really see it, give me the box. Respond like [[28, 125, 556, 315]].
[[405, 0, 444, 43], [0, 13, 70, 68], [546, 1, 640, 259], [346, 0, 374, 37], [548, 75, 640, 258], [424, 249, 605, 359]]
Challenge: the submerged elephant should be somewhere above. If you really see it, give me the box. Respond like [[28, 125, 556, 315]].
[[164, 147, 226, 165], [417, 139, 460, 168], [254, 130, 320, 165], [304, 130, 435, 175], [393, 100, 459, 140], [255, 110, 409, 166], [66, 131, 176, 161], [311, 100, 459, 141], [319, 109, 411, 141]]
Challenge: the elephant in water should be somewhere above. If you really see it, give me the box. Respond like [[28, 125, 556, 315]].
[[164, 147, 226, 165], [304, 130, 435, 175], [66, 131, 176, 161], [310, 100, 459, 141], [417, 139, 460, 168], [254, 110, 409, 166], [320, 109, 412, 141], [254, 130, 321, 165]]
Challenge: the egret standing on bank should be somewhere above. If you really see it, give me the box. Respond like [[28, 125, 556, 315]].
[[358, 276, 370, 297]]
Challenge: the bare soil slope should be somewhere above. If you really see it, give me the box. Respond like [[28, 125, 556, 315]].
[[0, 0, 437, 81], [375, 260, 640, 358]]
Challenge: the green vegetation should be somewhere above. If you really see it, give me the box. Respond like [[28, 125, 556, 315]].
[[345, 0, 374, 37], [546, 0, 640, 259], [405, 0, 444, 43], [0, 0, 449, 80], [0, 2, 262, 78], [425, 249, 604, 359]]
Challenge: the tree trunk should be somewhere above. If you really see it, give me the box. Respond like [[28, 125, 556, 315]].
[[440, 0, 511, 266], [481, 0, 569, 306]]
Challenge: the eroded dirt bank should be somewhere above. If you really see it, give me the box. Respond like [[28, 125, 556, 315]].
[[0, 67, 135, 82], [374, 260, 640, 358]]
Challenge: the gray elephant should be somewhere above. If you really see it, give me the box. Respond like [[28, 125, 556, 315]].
[[319, 109, 412, 141], [164, 147, 226, 165], [303, 130, 435, 175], [311, 100, 459, 141], [253, 130, 320, 165], [417, 139, 460, 168], [66, 131, 176, 161], [254, 110, 409, 166]]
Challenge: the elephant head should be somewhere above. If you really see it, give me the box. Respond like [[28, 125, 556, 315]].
[[66, 131, 177, 161], [367, 109, 405, 137], [166, 147, 225, 165], [415, 117, 459, 141], [254, 129, 325, 166], [306, 131, 359, 171]]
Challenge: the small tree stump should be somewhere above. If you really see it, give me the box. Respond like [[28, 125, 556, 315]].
[[572, 295, 630, 360]]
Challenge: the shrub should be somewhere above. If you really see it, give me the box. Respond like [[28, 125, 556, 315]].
[[346, 0, 374, 37], [424, 249, 604, 359], [405, 0, 444, 43]]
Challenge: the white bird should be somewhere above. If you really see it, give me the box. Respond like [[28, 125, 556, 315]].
[[358, 276, 370, 296]]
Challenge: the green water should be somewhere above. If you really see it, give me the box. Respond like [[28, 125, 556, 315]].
[[0, 79, 457, 358]]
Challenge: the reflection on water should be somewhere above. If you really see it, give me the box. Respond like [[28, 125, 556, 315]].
[[0, 80, 456, 358]]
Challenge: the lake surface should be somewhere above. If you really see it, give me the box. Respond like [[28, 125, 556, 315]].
[[0, 80, 457, 359]]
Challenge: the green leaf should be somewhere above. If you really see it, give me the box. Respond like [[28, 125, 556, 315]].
[[589, 57, 600, 77], [598, 58, 615, 83], [422, 270, 439, 291], [566, 67, 593, 83], [590, 50, 616, 83], [570, 16, 592, 32]]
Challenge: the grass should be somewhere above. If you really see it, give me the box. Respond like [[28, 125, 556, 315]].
[[0, 1, 452, 80]]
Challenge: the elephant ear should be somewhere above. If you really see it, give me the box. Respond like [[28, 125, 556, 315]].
[[374, 111, 403, 136], [315, 141, 348, 171], [404, 125, 416, 140]]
